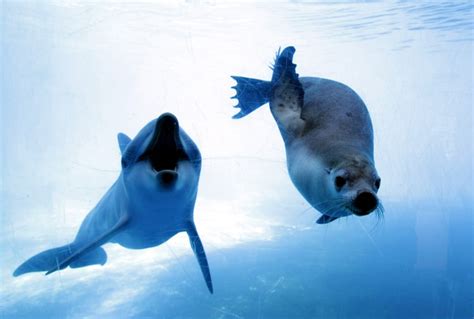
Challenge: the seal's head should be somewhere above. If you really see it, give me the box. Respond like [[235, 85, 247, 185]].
[[288, 148, 381, 224], [322, 155, 381, 219]]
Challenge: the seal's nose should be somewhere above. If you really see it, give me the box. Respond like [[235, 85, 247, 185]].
[[352, 191, 378, 216]]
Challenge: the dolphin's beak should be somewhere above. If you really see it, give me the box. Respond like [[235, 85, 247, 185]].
[[143, 113, 183, 184]]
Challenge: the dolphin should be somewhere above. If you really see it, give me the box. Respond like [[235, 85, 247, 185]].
[[13, 113, 213, 293]]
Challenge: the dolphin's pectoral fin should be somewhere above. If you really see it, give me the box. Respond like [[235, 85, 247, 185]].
[[45, 214, 130, 275], [117, 133, 132, 155], [316, 215, 340, 224], [186, 221, 213, 294]]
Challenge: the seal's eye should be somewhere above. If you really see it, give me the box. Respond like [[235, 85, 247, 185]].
[[335, 176, 346, 190], [375, 178, 381, 190]]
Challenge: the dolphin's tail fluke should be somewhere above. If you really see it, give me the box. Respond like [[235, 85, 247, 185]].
[[230, 76, 272, 119], [13, 244, 107, 277]]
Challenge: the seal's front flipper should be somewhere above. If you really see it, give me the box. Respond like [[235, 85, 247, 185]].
[[316, 215, 340, 224], [45, 214, 129, 275], [186, 221, 213, 294], [231, 76, 272, 119]]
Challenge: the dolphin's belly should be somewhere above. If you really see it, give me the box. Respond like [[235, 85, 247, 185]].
[[111, 228, 179, 250], [110, 207, 189, 249]]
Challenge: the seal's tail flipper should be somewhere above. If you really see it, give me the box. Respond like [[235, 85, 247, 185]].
[[186, 222, 213, 294], [271, 46, 304, 111], [230, 76, 272, 119], [13, 245, 107, 277], [271, 46, 299, 84], [269, 46, 305, 139]]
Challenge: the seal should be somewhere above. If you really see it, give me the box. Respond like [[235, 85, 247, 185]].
[[231, 46, 382, 224], [13, 113, 213, 293]]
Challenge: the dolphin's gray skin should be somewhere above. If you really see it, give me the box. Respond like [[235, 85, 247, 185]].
[[231, 47, 382, 224], [13, 113, 213, 293]]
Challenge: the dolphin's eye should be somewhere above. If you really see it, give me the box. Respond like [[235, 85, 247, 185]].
[[335, 176, 346, 190], [375, 178, 381, 190]]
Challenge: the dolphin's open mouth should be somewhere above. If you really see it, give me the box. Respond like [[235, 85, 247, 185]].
[[140, 113, 183, 174]]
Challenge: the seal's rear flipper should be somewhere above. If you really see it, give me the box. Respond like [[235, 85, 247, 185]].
[[316, 215, 340, 224], [186, 221, 213, 294], [270, 46, 305, 139], [230, 76, 272, 119], [271, 46, 299, 84]]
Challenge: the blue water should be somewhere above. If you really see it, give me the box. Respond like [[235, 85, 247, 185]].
[[1, 1, 472, 318]]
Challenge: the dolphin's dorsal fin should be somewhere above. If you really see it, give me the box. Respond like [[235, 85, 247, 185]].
[[117, 133, 132, 155], [316, 215, 340, 224], [45, 213, 130, 275], [186, 221, 213, 294]]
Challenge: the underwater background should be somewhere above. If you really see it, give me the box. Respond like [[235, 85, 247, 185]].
[[1, 0, 472, 318]]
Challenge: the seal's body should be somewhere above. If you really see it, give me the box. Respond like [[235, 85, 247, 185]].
[[231, 47, 381, 224], [14, 113, 213, 293]]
